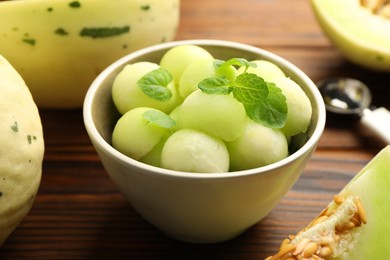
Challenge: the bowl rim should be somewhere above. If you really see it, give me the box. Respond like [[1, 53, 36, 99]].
[[83, 39, 326, 180]]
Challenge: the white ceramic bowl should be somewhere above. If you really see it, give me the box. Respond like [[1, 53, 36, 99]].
[[83, 39, 326, 244]]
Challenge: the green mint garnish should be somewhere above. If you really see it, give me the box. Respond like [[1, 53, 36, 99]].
[[143, 110, 176, 129], [198, 76, 233, 95], [244, 83, 287, 128], [138, 68, 173, 102], [198, 58, 287, 129], [215, 58, 256, 74], [233, 73, 268, 104]]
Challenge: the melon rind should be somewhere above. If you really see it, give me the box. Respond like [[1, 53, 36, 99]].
[[334, 145, 390, 259]]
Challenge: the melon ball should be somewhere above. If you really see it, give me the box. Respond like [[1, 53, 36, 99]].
[[179, 59, 237, 99], [238, 60, 285, 82], [112, 62, 181, 115], [159, 45, 214, 84], [112, 107, 169, 160], [273, 77, 312, 136], [161, 129, 230, 173], [177, 90, 246, 141], [227, 120, 289, 171]]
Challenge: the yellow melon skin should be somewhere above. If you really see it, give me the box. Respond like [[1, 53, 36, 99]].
[[0, 55, 44, 245], [0, 0, 180, 108], [311, 0, 390, 71]]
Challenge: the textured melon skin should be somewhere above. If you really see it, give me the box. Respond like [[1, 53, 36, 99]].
[[0, 0, 180, 108], [334, 145, 390, 259], [0, 56, 44, 245], [310, 0, 390, 71]]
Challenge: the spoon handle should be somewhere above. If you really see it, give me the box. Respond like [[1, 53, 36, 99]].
[[361, 107, 390, 144]]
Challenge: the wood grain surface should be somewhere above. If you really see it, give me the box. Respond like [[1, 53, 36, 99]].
[[1, 0, 389, 259]]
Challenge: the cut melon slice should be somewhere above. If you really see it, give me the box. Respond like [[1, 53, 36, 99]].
[[267, 145, 390, 259], [310, 0, 390, 71]]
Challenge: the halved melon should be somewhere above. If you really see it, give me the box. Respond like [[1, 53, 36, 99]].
[[267, 145, 390, 259], [310, 0, 390, 71]]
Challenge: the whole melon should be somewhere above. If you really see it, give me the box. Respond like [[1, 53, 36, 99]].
[[0, 0, 180, 108], [0, 55, 44, 245]]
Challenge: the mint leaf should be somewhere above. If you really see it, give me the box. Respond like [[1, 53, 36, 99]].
[[198, 58, 288, 129], [213, 59, 224, 69], [221, 58, 253, 69], [138, 68, 173, 102], [142, 110, 176, 129], [244, 83, 287, 128], [233, 73, 268, 104], [198, 76, 233, 95], [216, 58, 256, 74]]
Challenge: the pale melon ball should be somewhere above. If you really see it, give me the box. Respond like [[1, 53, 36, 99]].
[[168, 104, 181, 132], [159, 45, 214, 84], [237, 60, 285, 82], [177, 90, 246, 141], [161, 129, 230, 173], [139, 133, 170, 167], [179, 58, 215, 99], [179, 59, 237, 99], [227, 120, 289, 171], [112, 62, 181, 115], [273, 77, 312, 136], [112, 107, 169, 160]]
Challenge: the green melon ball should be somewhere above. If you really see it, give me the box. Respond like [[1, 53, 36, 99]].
[[161, 128, 230, 173], [226, 120, 289, 171], [112, 61, 181, 115], [139, 133, 171, 167], [159, 45, 214, 85], [112, 107, 169, 160], [237, 59, 286, 82], [179, 59, 238, 99], [274, 77, 312, 137], [177, 89, 247, 141], [168, 104, 181, 132]]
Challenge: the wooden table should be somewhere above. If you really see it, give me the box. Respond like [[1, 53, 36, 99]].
[[1, 0, 389, 259]]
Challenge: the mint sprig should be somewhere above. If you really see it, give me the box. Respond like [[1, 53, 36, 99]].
[[198, 76, 233, 95], [213, 58, 256, 76], [244, 83, 287, 128], [198, 58, 287, 129], [137, 68, 173, 102], [233, 73, 268, 104], [142, 110, 176, 129]]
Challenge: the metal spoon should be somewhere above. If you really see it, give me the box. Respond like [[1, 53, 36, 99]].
[[317, 77, 390, 144]]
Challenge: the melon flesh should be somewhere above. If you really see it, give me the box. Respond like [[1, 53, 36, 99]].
[[310, 0, 390, 71], [268, 145, 390, 259], [335, 145, 390, 259]]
